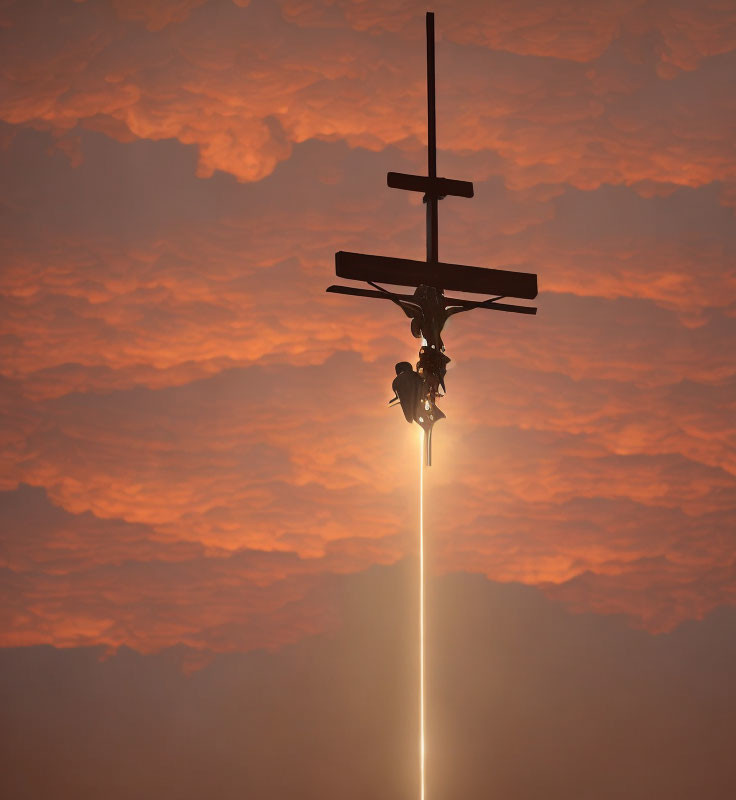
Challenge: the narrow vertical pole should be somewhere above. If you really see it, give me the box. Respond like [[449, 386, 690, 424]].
[[426, 11, 439, 265], [426, 12, 437, 180]]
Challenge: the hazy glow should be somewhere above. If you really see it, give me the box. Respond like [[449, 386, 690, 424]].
[[419, 429, 425, 800]]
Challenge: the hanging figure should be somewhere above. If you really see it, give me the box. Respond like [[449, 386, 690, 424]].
[[369, 281, 469, 352], [389, 356, 446, 466], [369, 280, 482, 396], [390, 362, 423, 422], [389, 360, 446, 431]]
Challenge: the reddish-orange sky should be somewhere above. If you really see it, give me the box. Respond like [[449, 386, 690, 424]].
[[1, 0, 734, 654], [1, 1, 735, 796]]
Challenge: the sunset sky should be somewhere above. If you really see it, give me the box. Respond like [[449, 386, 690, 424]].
[[1, 0, 735, 796]]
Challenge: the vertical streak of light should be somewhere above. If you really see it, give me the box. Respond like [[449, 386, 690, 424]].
[[419, 430, 425, 800]]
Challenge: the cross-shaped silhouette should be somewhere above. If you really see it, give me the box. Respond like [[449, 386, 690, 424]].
[[327, 12, 538, 464]]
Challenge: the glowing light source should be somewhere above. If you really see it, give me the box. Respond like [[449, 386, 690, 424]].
[[419, 429, 425, 800]]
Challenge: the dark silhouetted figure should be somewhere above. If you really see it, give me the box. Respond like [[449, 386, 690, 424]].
[[390, 362, 423, 423], [390, 360, 446, 435]]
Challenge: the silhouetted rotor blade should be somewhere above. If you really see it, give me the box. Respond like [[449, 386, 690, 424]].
[[477, 300, 537, 314], [444, 296, 537, 315], [326, 285, 417, 303], [367, 281, 421, 306]]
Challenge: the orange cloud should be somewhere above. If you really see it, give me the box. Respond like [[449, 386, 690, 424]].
[[111, 0, 211, 31], [1, 0, 733, 191], [0, 0, 734, 650]]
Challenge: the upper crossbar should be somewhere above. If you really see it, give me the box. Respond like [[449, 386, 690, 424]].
[[387, 172, 474, 199]]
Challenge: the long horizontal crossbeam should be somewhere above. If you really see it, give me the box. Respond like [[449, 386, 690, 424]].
[[335, 251, 538, 299], [326, 285, 537, 315]]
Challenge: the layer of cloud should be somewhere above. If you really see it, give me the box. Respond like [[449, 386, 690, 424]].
[[0, 0, 734, 651], [2, 569, 736, 799], [1, 0, 734, 188]]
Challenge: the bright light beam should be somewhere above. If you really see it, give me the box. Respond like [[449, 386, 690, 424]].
[[419, 429, 425, 800]]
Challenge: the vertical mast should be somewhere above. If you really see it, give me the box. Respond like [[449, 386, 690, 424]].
[[426, 12, 439, 266]]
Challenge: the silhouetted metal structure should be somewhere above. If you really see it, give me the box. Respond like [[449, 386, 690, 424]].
[[327, 12, 538, 464]]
